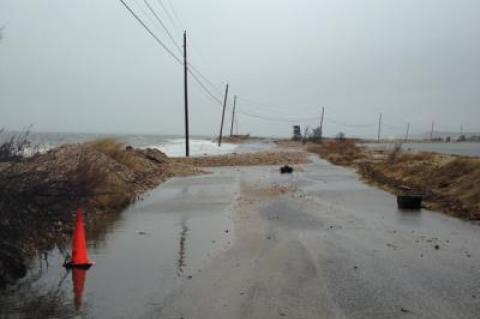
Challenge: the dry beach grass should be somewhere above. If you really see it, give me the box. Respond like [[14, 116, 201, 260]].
[[307, 140, 480, 220], [174, 150, 309, 167]]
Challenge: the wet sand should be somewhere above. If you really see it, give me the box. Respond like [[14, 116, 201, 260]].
[[2, 144, 480, 318]]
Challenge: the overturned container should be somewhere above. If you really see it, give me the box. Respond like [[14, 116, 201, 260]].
[[280, 165, 293, 174], [396, 186, 423, 210]]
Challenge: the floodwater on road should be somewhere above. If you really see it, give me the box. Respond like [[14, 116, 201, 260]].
[[152, 158, 480, 318], [1, 155, 480, 318], [363, 142, 480, 157], [0, 170, 239, 319]]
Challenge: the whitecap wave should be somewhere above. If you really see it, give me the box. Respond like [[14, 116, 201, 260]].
[[145, 138, 238, 157]]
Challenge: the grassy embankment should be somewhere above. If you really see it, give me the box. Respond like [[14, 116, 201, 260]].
[[307, 140, 480, 220]]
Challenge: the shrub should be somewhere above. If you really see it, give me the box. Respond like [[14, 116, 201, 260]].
[[387, 143, 402, 162], [0, 128, 33, 162]]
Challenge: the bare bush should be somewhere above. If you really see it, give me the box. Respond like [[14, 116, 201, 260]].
[[0, 139, 172, 287], [0, 128, 33, 162], [387, 142, 402, 162], [307, 139, 365, 166]]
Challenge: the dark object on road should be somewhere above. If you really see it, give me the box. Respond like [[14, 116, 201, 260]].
[[397, 195, 423, 210], [397, 185, 423, 210], [280, 165, 293, 174]]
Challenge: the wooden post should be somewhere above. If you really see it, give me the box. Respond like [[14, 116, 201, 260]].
[[183, 31, 190, 156], [319, 106, 325, 140], [377, 112, 382, 142], [430, 121, 434, 141], [229, 95, 237, 137], [218, 84, 229, 146]]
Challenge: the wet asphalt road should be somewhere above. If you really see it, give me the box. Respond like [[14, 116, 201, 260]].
[[3, 155, 479, 319], [152, 156, 480, 319]]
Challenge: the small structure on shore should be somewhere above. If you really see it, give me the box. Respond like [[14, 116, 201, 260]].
[[292, 125, 302, 141]]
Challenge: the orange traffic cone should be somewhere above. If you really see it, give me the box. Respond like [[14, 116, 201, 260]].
[[72, 268, 87, 311], [64, 208, 94, 269]]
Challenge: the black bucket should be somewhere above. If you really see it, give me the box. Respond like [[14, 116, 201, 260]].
[[280, 165, 293, 174], [397, 195, 423, 210]]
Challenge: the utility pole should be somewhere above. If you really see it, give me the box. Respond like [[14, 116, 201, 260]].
[[183, 31, 190, 157], [229, 95, 237, 137], [218, 83, 229, 146], [377, 112, 382, 142], [319, 106, 325, 140], [405, 122, 410, 141], [235, 114, 239, 135], [460, 123, 464, 136], [430, 121, 434, 141]]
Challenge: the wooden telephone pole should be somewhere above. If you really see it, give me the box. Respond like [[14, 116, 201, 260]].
[[377, 113, 382, 142], [319, 106, 325, 140], [229, 95, 237, 137], [218, 84, 229, 146], [430, 121, 435, 140], [405, 122, 410, 141], [183, 31, 190, 156]]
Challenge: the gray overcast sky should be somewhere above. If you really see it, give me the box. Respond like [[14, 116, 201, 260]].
[[1, 0, 479, 138]]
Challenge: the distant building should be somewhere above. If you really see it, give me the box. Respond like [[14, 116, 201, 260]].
[[292, 125, 302, 141]]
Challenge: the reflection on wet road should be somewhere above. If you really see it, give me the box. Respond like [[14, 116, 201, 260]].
[[72, 268, 87, 311]]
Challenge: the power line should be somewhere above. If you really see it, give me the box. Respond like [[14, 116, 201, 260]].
[[165, 0, 183, 29], [121, 1, 388, 129], [121, 0, 224, 106], [187, 62, 224, 95], [188, 70, 223, 104], [237, 95, 320, 113], [155, 0, 181, 35], [119, 0, 182, 64], [189, 79, 323, 124], [187, 40, 225, 92], [131, 0, 163, 32], [132, 1, 225, 97], [120, 0, 324, 127], [236, 109, 322, 123], [143, 0, 182, 53], [190, 76, 224, 106], [324, 117, 376, 128]]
